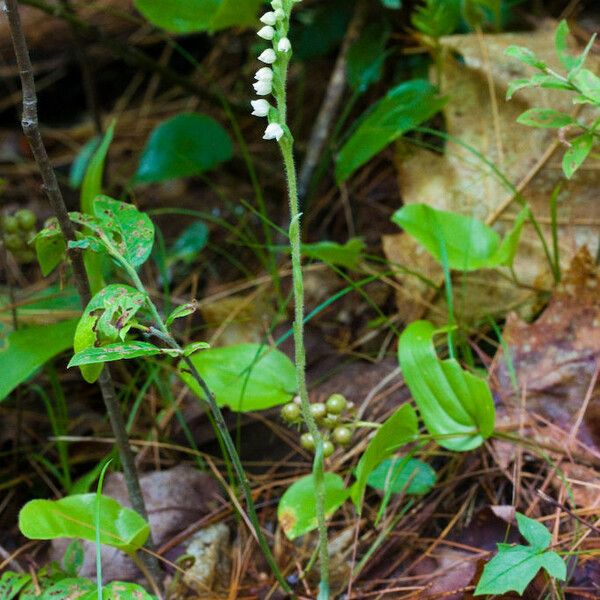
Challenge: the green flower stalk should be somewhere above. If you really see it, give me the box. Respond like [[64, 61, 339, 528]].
[[251, 1, 330, 597]]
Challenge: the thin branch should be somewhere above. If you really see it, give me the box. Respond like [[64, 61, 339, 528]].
[[2, 0, 161, 584]]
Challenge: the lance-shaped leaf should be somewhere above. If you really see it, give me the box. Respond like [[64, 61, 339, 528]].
[[69, 341, 180, 367], [351, 403, 418, 511], [278, 473, 349, 540], [398, 320, 495, 451], [19, 494, 150, 554]]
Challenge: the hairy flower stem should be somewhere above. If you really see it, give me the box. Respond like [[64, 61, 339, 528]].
[[279, 137, 330, 599], [119, 262, 292, 596]]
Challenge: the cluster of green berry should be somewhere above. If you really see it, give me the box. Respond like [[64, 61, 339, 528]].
[[281, 393, 354, 458], [1, 209, 37, 263]]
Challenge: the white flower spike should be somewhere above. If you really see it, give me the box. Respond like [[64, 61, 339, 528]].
[[260, 11, 277, 26], [253, 79, 272, 95], [255, 67, 274, 81], [258, 48, 277, 64], [271, 0, 283, 9], [273, 8, 285, 19], [263, 123, 285, 141], [278, 37, 291, 53], [251, 99, 270, 117], [257, 25, 275, 40]]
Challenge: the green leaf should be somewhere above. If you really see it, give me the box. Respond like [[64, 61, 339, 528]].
[[166, 301, 198, 328], [93, 196, 155, 267], [517, 108, 575, 128], [506, 74, 572, 100], [504, 45, 547, 70], [347, 22, 390, 92], [34, 221, 66, 276], [74, 284, 145, 383], [351, 404, 418, 511], [398, 320, 495, 451], [62, 540, 85, 576], [562, 131, 593, 179], [134, 0, 263, 33], [81, 124, 114, 215], [183, 341, 210, 357], [411, 0, 461, 38], [572, 69, 600, 104], [19, 494, 150, 553], [381, 0, 401, 7], [474, 513, 566, 595], [0, 319, 78, 401], [69, 342, 179, 367], [277, 473, 349, 540], [392, 203, 527, 271], [167, 220, 209, 266], [366, 456, 436, 496], [335, 80, 446, 183], [301, 238, 365, 269], [40, 578, 95, 599], [69, 136, 101, 189], [182, 343, 297, 411], [555, 20, 578, 71], [135, 113, 232, 184], [0, 571, 31, 600]]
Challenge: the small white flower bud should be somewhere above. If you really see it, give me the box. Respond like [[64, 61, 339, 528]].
[[260, 11, 277, 25], [251, 99, 270, 117], [255, 67, 274, 81], [253, 79, 272, 95], [274, 8, 285, 19], [258, 48, 277, 64], [257, 25, 275, 40], [271, 0, 283, 9], [278, 37, 291, 53], [263, 123, 285, 141]]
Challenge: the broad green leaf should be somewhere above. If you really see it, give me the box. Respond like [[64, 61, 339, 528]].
[[474, 513, 566, 595], [0, 571, 31, 600], [182, 343, 297, 411], [392, 203, 527, 271], [0, 319, 78, 401], [366, 456, 436, 496], [302, 238, 365, 269], [135, 113, 232, 184], [74, 284, 144, 383], [517, 108, 575, 129], [351, 404, 418, 511], [336, 80, 445, 183], [40, 578, 95, 599], [34, 220, 66, 276], [134, 0, 263, 33], [19, 494, 150, 553], [347, 22, 390, 92], [278, 473, 349, 540], [562, 132, 593, 179], [94, 196, 155, 267], [167, 220, 209, 266], [398, 320, 495, 451], [69, 341, 179, 367], [166, 301, 198, 327], [504, 45, 547, 70]]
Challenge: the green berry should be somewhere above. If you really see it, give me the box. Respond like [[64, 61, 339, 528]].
[[15, 209, 36, 231], [3, 215, 19, 234], [321, 413, 340, 429], [310, 403, 327, 421], [300, 433, 315, 452], [333, 426, 352, 446], [4, 233, 24, 251], [322, 441, 335, 457], [281, 402, 301, 423], [326, 394, 347, 415]]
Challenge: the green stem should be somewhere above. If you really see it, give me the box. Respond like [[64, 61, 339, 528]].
[[279, 136, 330, 599]]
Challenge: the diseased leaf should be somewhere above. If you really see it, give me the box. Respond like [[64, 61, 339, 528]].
[[335, 80, 446, 183], [39, 578, 95, 599], [19, 494, 150, 554], [135, 113, 232, 184], [562, 132, 593, 179], [166, 301, 198, 327], [34, 220, 66, 276], [516, 108, 575, 128], [0, 319, 78, 401], [68, 342, 179, 367], [0, 571, 31, 600], [398, 320, 495, 451], [182, 343, 297, 411], [278, 473, 349, 540], [366, 456, 436, 496], [351, 404, 418, 511]]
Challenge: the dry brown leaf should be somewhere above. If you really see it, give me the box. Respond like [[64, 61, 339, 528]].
[[385, 22, 600, 324]]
